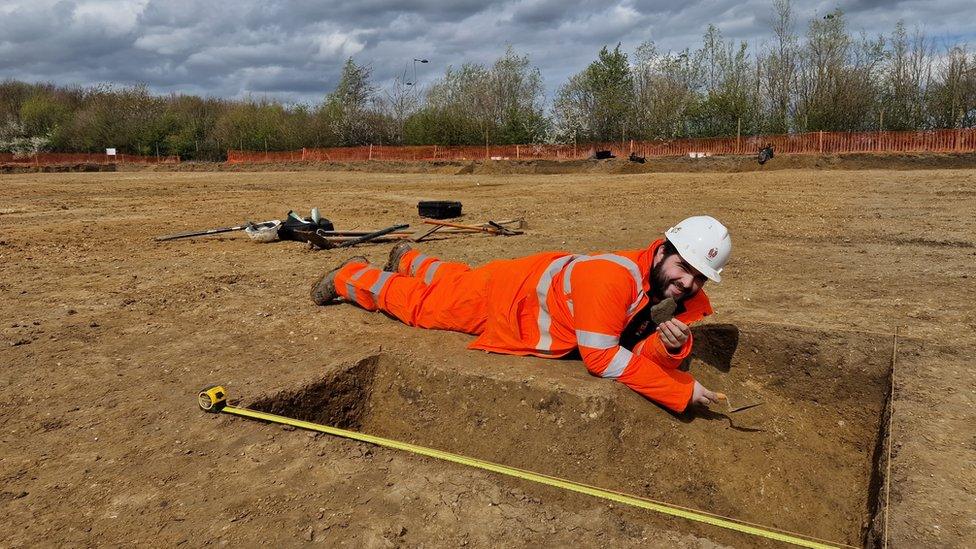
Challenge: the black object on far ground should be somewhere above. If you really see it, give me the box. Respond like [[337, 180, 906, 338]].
[[593, 150, 615, 159], [279, 211, 335, 236], [418, 200, 462, 219], [629, 152, 646, 164], [277, 210, 335, 248], [758, 144, 774, 165]]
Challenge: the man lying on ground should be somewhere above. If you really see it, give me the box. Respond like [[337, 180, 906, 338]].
[[311, 216, 731, 413]]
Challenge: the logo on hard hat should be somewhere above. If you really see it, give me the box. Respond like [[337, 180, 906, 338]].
[[707, 247, 718, 259]]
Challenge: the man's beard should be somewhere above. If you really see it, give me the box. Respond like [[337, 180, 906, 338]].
[[650, 259, 685, 303]]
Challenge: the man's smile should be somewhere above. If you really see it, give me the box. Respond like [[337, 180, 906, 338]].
[[666, 282, 687, 299]]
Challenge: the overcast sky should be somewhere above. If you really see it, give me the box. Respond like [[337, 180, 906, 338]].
[[2, 0, 975, 105]]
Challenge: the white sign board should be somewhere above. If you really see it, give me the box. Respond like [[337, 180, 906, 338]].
[[106, 148, 117, 156]]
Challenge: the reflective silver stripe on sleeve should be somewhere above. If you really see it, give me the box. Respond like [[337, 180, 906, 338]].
[[535, 255, 575, 351], [409, 253, 429, 276], [423, 261, 441, 284], [344, 265, 370, 302], [575, 330, 618, 349], [369, 270, 394, 297], [601, 347, 634, 378]]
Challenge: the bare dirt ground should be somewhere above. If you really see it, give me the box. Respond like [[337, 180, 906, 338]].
[[1, 165, 974, 547]]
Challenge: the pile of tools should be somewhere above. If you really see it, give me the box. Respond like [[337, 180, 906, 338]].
[[304, 218, 524, 248], [154, 209, 524, 250]]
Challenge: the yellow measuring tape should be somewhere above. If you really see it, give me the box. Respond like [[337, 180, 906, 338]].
[[198, 386, 852, 549]]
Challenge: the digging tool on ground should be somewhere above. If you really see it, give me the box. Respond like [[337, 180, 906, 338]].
[[422, 219, 524, 235], [155, 209, 335, 244], [155, 222, 270, 241], [336, 224, 410, 248], [318, 235, 411, 245], [409, 224, 443, 242], [317, 222, 515, 244], [492, 218, 525, 228], [422, 219, 499, 234], [316, 230, 413, 237], [487, 220, 519, 235], [715, 393, 763, 414]]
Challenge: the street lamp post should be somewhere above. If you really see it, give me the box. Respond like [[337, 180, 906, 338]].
[[406, 58, 429, 86]]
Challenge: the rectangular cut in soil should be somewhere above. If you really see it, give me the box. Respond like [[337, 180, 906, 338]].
[[250, 322, 892, 546]]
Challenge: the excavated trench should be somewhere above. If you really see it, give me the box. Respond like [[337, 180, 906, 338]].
[[250, 322, 892, 547]]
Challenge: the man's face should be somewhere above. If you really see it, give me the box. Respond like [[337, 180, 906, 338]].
[[650, 247, 707, 302]]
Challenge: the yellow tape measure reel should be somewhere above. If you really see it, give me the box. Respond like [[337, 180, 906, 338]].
[[198, 385, 227, 411]]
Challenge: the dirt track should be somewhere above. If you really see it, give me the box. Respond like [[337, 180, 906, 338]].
[[1, 166, 974, 547]]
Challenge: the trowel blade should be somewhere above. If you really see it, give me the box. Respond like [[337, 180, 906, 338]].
[[728, 402, 763, 414]]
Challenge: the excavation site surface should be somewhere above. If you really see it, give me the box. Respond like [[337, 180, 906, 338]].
[[1, 168, 973, 547], [252, 322, 892, 546]]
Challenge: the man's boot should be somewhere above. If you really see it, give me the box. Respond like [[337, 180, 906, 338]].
[[384, 242, 412, 273], [310, 256, 368, 305]]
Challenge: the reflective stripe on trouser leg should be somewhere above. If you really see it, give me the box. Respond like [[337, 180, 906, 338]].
[[414, 256, 445, 283], [423, 261, 442, 284], [380, 263, 490, 333], [403, 251, 435, 276], [418, 259, 470, 285], [337, 266, 395, 311], [341, 265, 369, 303], [334, 258, 483, 331], [400, 250, 470, 286]]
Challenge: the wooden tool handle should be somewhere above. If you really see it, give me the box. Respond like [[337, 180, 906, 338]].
[[422, 219, 499, 233]]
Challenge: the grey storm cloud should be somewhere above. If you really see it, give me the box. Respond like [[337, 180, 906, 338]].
[[1, 0, 975, 104]]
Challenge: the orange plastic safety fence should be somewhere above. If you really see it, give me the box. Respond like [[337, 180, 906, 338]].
[[628, 129, 976, 158], [0, 153, 180, 165], [224, 129, 976, 164]]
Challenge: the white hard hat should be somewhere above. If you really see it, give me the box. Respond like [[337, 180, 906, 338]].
[[244, 219, 282, 243], [664, 216, 731, 283]]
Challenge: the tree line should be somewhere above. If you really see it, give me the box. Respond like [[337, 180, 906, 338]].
[[2, 3, 974, 160]]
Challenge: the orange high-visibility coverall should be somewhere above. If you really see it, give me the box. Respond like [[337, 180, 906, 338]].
[[332, 239, 713, 412]]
